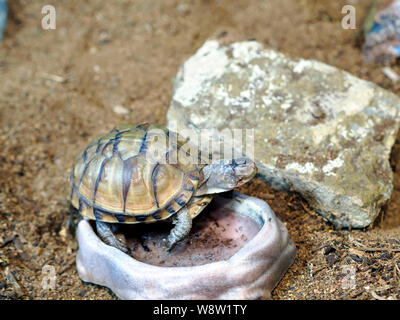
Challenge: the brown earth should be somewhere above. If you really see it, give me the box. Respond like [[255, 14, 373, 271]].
[[0, 0, 400, 300]]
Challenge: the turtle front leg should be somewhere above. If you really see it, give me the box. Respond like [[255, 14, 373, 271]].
[[166, 207, 192, 251], [96, 221, 128, 253]]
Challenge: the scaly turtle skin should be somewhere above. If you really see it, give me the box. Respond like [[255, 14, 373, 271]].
[[70, 123, 257, 252]]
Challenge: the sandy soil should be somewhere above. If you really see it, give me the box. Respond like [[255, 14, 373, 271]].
[[0, 0, 399, 300]]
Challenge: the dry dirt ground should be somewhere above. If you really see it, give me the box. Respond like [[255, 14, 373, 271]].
[[0, 0, 400, 300]]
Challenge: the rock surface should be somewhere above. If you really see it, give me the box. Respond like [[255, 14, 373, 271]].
[[167, 40, 400, 228]]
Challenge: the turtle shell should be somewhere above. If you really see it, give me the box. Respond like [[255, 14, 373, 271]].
[[70, 123, 210, 224]]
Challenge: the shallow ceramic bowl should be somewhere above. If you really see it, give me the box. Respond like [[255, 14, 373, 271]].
[[76, 192, 296, 299]]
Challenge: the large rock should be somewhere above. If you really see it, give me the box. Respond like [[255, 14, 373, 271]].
[[167, 40, 400, 228]]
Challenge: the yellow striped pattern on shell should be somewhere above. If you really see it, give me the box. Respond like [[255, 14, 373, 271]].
[[70, 123, 209, 224]]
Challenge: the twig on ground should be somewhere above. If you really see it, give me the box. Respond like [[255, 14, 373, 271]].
[[312, 244, 330, 253], [40, 72, 66, 83], [394, 260, 400, 288], [311, 264, 328, 276], [370, 290, 395, 300], [0, 235, 15, 248], [12, 236, 31, 262], [58, 259, 75, 275], [350, 240, 400, 253]]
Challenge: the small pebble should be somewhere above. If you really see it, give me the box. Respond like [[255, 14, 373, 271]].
[[78, 289, 86, 297], [382, 66, 400, 82], [326, 253, 338, 266], [177, 3, 190, 15], [4, 268, 24, 298], [349, 254, 363, 263], [112, 105, 130, 115], [1, 235, 15, 247], [379, 252, 392, 261], [98, 29, 111, 44], [323, 245, 336, 255], [382, 274, 390, 281], [1, 291, 17, 299]]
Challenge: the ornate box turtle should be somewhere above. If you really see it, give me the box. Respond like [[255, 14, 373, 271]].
[[70, 123, 257, 252]]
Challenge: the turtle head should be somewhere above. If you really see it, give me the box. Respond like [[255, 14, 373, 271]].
[[196, 158, 257, 195]]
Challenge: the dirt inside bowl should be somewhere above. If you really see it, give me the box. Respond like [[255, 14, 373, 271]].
[[106, 201, 262, 267]]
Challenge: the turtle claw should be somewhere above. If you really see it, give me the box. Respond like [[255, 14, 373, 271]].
[[162, 236, 174, 252], [163, 238, 176, 252], [113, 235, 129, 254], [165, 208, 192, 252], [96, 221, 129, 254]]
